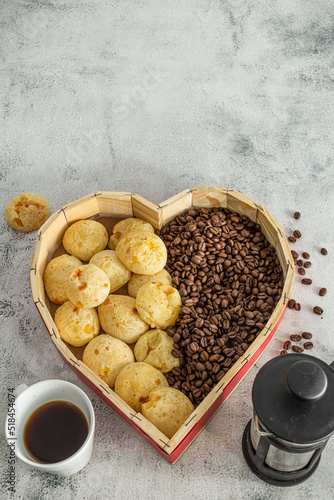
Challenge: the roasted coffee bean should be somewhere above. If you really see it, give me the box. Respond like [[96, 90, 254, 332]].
[[192, 388, 202, 399], [294, 212, 301, 220], [288, 236, 296, 243], [283, 340, 291, 350], [302, 332, 312, 339], [288, 299, 296, 309], [319, 288, 327, 296], [291, 250, 299, 259], [196, 362, 206, 372], [303, 342, 314, 350], [301, 278, 312, 285], [280, 350, 288, 355], [302, 252, 310, 259], [292, 345, 304, 353], [296, 259, 303, 267], [313, 306, 323, 315], [321, 248, 328, 255], [293, 230, 301, 238], [160, 206, 283, 404], [294, 303, 301, 311], [304, 261, 312, 268], [290, 334, 302, 342], [297, 268, 306, 275]]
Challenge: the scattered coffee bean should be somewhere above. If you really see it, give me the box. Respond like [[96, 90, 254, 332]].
[[292, 345, 304, 353], [290, 334, 302, 342], [291, 250, 299, 259], [294, 303, 301, 311], [283, 340, 291, 350], [296, 259, 303, 267], [294, 212, 301, 220], [319, 288, 327, 296], [293, 230, 302, 239], [288, 299, 296, 309], [303, 342, 314, 350], [302, 252, 310, 259], [321, 248, 328, 255], [313, 306, 323, 315], [301, 278, 312, 285], [297, 267, 306, 275], [280, 350, 288, 355], [288, 236, 296, 243], [302, 332, 313, 339], [304, 261, 312, 268]]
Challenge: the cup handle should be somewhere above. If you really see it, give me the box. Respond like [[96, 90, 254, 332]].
[[14, 384, 28, 397]]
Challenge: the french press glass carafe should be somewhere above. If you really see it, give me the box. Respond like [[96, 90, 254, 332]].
[[242, 353, 334, 486]]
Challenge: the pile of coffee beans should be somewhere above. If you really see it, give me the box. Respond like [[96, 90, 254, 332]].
[[158, 207, 283, 406], [281, 211, 328, 354]]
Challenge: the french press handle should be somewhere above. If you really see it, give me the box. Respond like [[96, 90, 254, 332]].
[[253, 414, 273, 437]]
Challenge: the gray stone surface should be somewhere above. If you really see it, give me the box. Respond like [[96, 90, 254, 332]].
[[1, 0, 334, 498]]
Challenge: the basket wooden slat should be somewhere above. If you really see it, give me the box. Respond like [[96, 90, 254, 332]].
[[63, 194, 100, 224], [226, 189, 259, 222], [30, 187, 294, 464], [131, 194, 161, 229], [191, 186, 228, 208], [158, 189, 193, 226], [96, 191, 133, 217]]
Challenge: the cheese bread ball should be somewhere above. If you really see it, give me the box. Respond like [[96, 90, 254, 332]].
[[83, 334, 134, 387], [44, 254, 82, 304], [89, 250, 131, 292], [108, 218, 155, 250], [98, 295, 149, 344], [62, 220, 108, 261], [54, 301, 100, 347], [128, 269, 172, 299], [5, 193, 49, 232], [134, 329, 179, 373], [136, 282, 182, 329], [116, 231, 167, 275], [114, 362, 168, 413], [142, 387, 194, 439], [65, 264, 110, 308]]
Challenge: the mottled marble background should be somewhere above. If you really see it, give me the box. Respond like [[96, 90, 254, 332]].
[[1, 1, 334, 499]]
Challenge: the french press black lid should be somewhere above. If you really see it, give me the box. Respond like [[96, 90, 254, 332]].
[[242, 353, 334, 486]]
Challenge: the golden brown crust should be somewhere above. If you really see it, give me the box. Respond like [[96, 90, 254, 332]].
[[136, 282, 182, 329], [63, 220, 108, 261], [65, 264, 110, 308], [116, 231, 167, 275], [5, 193, 49, 232], [98, 294, 149, 344], [54, 301, 100, 347], [44, 254, 82, 304], [89, 250, 131, 292], [83, 334, 134, 387], [108, 218, 154, 250], [127, 269, 172, 298], [114, 362, 168, 413], [134, 329, 179, 373], [142, 387, 194, 439]]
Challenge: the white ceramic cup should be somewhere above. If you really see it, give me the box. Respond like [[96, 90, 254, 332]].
[[5, 379, 95, 476]]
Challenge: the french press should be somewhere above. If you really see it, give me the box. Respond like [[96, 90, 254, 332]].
[[242, 353, 334, 486]]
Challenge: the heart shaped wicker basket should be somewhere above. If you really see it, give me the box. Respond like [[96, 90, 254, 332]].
[[30, 187, 294, 464]]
